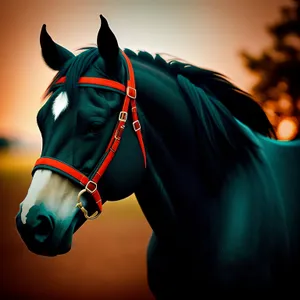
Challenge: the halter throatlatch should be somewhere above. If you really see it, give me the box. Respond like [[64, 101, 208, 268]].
[[33, 50, 146, 220]]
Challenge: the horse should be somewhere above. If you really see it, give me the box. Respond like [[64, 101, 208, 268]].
[[16, 15, 300, 298]]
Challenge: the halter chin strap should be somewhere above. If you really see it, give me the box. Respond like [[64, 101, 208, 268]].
[[33, 50, 146, 220]]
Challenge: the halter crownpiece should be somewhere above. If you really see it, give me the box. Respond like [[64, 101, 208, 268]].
[[33, 50, 146, 220]]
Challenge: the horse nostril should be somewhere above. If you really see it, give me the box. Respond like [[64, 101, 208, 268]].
[[33, 214, 54, 243]]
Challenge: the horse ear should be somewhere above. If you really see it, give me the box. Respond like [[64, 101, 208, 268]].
[[97, 15, 120, 74], [40, 24, 74, 71]]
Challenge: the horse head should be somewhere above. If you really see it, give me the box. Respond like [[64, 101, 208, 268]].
[[16, 15, 146, 256]]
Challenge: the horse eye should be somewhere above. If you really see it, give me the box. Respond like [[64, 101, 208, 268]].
[[88, 123, 102, 134]]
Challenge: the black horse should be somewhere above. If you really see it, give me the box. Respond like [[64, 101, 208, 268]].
[[16, 15, 300, 298]]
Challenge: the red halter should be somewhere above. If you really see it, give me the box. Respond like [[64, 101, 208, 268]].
[[33, 50, 146, 219]]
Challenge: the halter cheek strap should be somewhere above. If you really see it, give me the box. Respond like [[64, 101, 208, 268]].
[[33, 50, 146, 220]]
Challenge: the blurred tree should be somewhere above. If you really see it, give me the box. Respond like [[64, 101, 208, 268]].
[[241, 0, 300, 140]]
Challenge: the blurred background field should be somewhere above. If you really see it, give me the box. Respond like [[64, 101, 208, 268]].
[[0, 149, 153, 299]]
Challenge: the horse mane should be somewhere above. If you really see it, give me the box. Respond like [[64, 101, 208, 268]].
[[123, 48, 276, 138]]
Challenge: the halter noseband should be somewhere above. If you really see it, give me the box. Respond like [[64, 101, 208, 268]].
[[32, 50, 146, 220]]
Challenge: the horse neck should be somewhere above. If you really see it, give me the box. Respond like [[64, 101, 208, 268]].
[[132, 60, 210, 242]]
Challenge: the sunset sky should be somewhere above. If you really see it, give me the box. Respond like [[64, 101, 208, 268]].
[[0, 0, 291, 146]]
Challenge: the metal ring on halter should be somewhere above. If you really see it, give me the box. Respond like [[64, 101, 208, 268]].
[[75, 189, 99, 220]]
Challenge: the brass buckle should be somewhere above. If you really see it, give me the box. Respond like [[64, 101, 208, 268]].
[[118, 111, 128, 122], [85, 180, 97, 193], [132, 120, 141, 131], [126, 87, 137, 99], [75, 189, 99, 220]]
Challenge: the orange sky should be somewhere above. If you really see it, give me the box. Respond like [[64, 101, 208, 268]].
[[0, 0, 291, 145]]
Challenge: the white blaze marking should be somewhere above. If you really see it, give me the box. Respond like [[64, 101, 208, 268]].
[[52, 92, 69, 121], [20, 170, 80, 224]]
